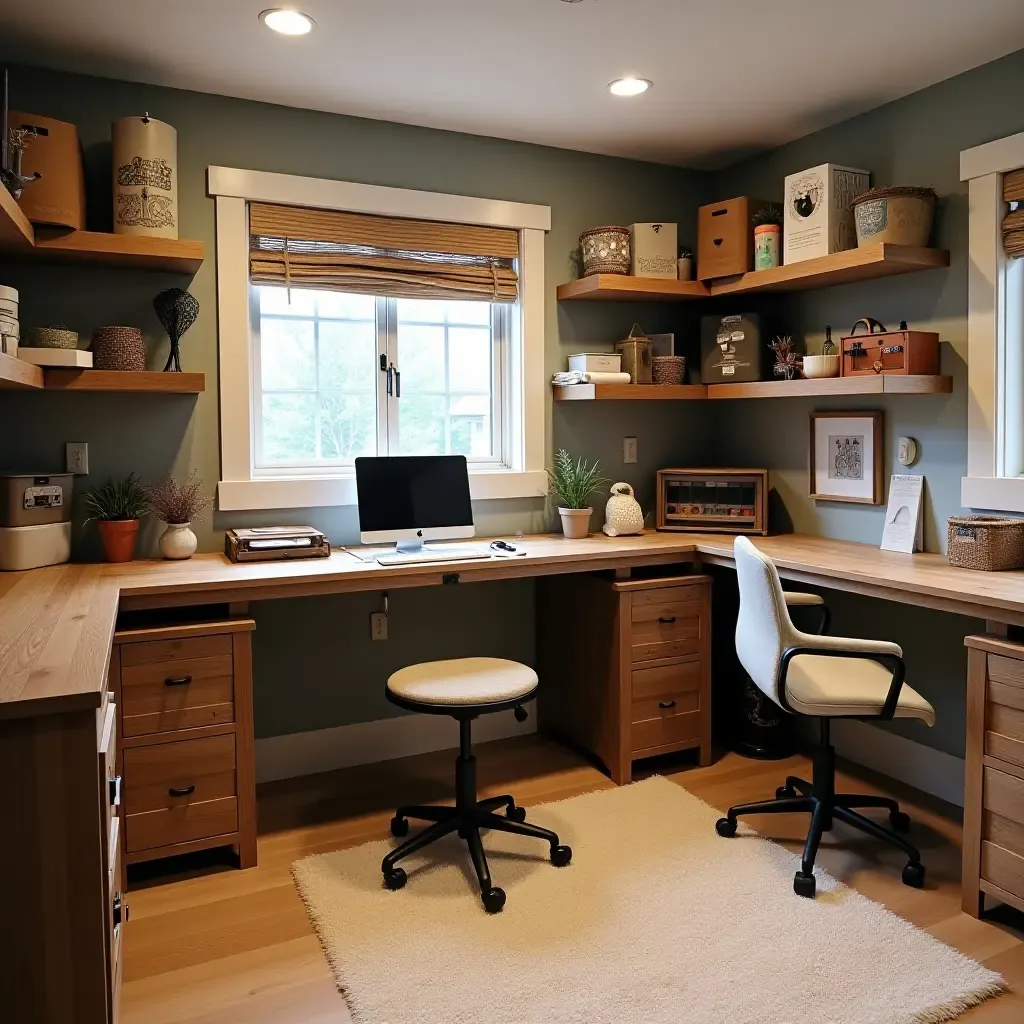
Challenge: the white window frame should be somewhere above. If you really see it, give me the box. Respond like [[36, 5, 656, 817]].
[[961, 131, 1024, 512], [207, 166, 550, 511]]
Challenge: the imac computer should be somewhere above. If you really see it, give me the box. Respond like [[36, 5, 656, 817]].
[[354, 455, 488, 565]]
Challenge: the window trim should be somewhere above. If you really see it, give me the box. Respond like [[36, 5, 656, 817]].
[[208, 167, 550, 511], [961, 131, 1024, 513]]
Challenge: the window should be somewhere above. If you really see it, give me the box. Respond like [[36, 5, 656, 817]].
[[209, 168, 549, 511], [253, 287, 507, 469], [961, 132, 1024, 513]]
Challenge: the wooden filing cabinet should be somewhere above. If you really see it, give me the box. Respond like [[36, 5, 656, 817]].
[[538, 574, 712, 784], [110, 618, 257, 870], [963, 635, 1024, 917]]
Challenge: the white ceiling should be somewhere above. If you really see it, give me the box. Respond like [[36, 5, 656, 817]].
[[2, 0, 1024, 169]]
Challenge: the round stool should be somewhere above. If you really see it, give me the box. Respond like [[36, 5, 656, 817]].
[[381, 657, 572, 913]]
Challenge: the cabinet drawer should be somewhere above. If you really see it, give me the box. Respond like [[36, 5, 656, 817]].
[[632, 708, 702, 754], [632, 659, 702, 701], [630, 604, 701, 663], [124, 734, 238, 853], [987, 655, 1024, 768], [120, 633, 233, 668], [121, 653, 235, 737]]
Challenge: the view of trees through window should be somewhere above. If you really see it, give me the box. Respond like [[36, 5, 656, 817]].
[[255, 286, 499, 467]]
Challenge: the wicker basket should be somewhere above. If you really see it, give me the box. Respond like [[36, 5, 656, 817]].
[[92, 326, 145, 371], [652, 355, 685, 385], [947, 515, 1024, 571], [23, 327, 79, 349], [579, 226, 631, 276]]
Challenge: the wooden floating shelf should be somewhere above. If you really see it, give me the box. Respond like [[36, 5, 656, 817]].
[[552, 375, 951, 402], [0, 193, 204, 273], [0, 351, 43, 389], [43, 370, 206, 393], [556, 245, 949, 301]]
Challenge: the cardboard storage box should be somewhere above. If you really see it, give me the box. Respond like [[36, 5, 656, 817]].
[[11, 111, 86, 230], [630, 223, 677, 278], [697, 198, 780, 280], [700, 313, 767, 383], [568, 352, 621, 373], [784, 163, 869, 264]]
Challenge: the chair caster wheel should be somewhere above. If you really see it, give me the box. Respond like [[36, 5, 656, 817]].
[[776, 785, 796, 800], [902, 861, 925, 889], [715, 817, 737, 838], [482, 887, 506, 913], [390, 816, 409, 837], [793, 871, 816, 899], [383, 867, 407, 891], [550, 844, 572, 867], [890, 810, 911, 832], [506, 805, 527, 823]]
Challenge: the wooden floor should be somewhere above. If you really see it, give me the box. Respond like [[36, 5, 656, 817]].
[[122, 736, 1024, 1023]]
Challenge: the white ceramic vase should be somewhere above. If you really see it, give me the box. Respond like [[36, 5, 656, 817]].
[[159, 521, 197, 560], [558, 507, 592, 539]]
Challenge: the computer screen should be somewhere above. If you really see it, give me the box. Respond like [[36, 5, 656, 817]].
[[354, 455, 475, 544]]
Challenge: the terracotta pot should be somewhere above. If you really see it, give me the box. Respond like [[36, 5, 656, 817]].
[[97, 519, 140, 563], [558, 507, 593, 540]]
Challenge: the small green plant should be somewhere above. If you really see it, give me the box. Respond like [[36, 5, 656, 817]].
[[548, 449, 607, 510], [752, 205, 782, 228], [678, 245, 694, 259], [83, 474, 149, 523]]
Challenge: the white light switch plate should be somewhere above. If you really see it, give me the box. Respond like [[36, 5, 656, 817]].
[[623, 437, 638, 464], [370, 611, 388, 641], [66, 441, 89, 475]]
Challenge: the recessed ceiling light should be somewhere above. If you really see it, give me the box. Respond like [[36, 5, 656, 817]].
[[260, 9, 315, 35], [608, 77, 651, 97]]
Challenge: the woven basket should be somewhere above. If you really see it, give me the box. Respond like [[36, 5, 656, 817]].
[[23, 327, 79, 349], [947, 515, 1024, 571], [579, 226, 631, 276], [92, 326, 145, 371], [652, 355, 685, 385]]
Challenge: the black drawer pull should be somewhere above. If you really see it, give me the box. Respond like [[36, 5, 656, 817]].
[[711, 208, 727, 217], [169, 785, 196, 798], [658, 700, 677, 710], [658, 615, 677, 624], [164, 675, 193, 687]]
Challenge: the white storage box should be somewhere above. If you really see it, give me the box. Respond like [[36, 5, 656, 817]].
[[568, 352, 621, 373], [0, 521, 71, 571], [629, 222, 678, 278], [784, 164, 869, 264], [18, 348, 93, 367]]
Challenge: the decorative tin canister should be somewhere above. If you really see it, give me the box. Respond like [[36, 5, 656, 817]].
[[579, 226, 631, 276], [112, 114, 178, 239], [615, 324, 653, 383], [853, 186, 936, 248]]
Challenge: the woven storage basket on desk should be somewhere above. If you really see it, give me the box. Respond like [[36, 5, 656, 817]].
[[652, 355, 685, 385], [947, 516, 1024, 571], [91, 326, 145, 371]]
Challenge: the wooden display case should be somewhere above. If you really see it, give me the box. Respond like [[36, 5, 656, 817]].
[[656, 468, 769, 535]]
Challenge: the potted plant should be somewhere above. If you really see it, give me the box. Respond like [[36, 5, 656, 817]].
[[677, 245, 694, 281], [752, 208, 782, 270], [83, 474, 149, 563], [548, 449, 606, 539], [145, 472, 212, 560]]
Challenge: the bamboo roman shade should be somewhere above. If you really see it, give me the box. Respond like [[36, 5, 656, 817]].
[[1004, 168, 1024, 259], [249, 203, 519, 302]]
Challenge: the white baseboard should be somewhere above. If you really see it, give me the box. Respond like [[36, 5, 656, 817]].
[[255, 703, 537, 783], [831, 719, 965, 807]]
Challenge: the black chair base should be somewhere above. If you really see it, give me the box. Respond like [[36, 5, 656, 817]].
[[382, 714, 571, 913], [715, 720, 925, 899]]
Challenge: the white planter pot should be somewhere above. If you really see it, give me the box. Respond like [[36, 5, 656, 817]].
[[159, 521, 198, 560], [558, 506, 592, 539]]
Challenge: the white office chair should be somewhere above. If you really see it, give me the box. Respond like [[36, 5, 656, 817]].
[[715, 536, 935, 898]]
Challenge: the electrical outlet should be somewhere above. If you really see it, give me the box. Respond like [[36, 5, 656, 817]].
[[66, 441, 89, 475], [623, 437, 638, 464], [370, 611, 388, 641]]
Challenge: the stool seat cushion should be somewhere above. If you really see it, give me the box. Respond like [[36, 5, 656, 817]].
[[387, 657, 538, 707], [785, 654, 935, 725]]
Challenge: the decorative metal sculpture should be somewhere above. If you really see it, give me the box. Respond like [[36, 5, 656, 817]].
[[1, 69, 41, 200], [153, 287, 199, 372]]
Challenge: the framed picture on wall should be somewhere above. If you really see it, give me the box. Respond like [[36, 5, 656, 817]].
[[809, 410, 884, 504]]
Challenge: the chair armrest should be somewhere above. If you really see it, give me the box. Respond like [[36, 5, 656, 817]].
[[783, 592, 825, 607], [778, 645, 907, 720]]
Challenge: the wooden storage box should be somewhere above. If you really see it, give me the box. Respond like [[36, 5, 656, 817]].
[[657, 468, 768, 535], [697, 197, 779, 280], [840, 319, 939, 376], [11, 110, 86, 230], [538, 574, 712, 784]]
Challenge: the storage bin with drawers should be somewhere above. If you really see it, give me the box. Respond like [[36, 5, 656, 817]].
[[110, 617, 257, 870], [963, 634, 1024, 916], [538, 573, 711, 784]]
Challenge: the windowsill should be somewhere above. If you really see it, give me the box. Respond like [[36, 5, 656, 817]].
[[218, 469, 548, 511], [961, 476, 1024, 514]]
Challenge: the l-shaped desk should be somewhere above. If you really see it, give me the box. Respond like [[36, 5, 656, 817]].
[[4, 530, 1024, 1024]]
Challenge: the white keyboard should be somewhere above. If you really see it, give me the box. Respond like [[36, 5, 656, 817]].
[[375, 545, 492, 566]]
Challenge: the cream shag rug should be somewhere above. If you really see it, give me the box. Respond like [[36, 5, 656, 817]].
[[292, 776, 1003, 1024]]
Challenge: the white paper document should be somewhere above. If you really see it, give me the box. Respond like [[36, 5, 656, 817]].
[[880, 475, 924, 553]]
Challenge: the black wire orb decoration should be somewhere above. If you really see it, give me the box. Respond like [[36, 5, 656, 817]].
[[153, 287, 199, 372]]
